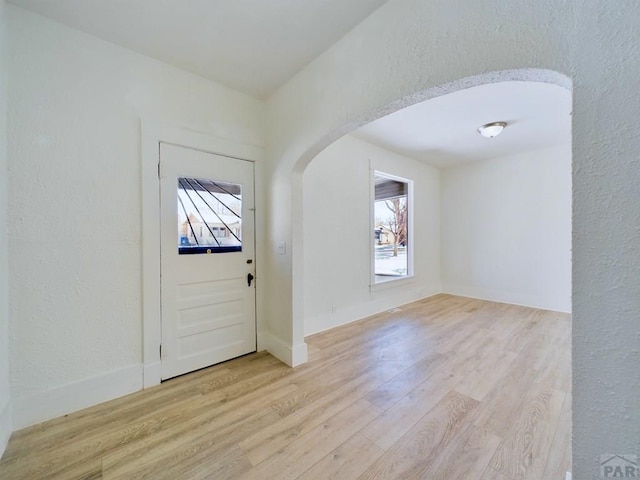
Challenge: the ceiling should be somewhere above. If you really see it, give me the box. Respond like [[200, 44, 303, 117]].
[[354, 81, 572, 167], [9, 3, 571, 164], [9, 0, 388, 99]]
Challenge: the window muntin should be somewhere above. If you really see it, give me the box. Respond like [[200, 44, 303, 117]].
[[177, 177, 242, 254]]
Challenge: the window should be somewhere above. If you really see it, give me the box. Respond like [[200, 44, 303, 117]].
[[177, 177, 242, 254], [373, 171, 412, 284]]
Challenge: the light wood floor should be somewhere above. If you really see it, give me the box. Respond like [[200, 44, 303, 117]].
[[0, 294, 571, 479]]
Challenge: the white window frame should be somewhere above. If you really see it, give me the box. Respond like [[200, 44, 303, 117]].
[[370, 169, 414, 290]]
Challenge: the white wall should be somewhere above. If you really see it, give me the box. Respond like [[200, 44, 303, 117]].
[[0, 0, 12, 459], [4, 0, 640, 475], [265, 1, 640, 476], [303, 135, 440, 336], [441, 144, 571, 312], [304, 137, 571, 338], [7, 6, 265, 429]]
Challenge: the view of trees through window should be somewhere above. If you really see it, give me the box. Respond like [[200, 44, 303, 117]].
[[374, 172, 409, 280]]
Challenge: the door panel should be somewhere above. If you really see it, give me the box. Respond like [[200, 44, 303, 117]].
[[160, 143, 256, 380]]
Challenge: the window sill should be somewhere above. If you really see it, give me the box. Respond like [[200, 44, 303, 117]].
[[370, 274, 414, 292]]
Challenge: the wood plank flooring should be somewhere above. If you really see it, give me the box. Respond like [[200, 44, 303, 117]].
[[0, 294, 571, 479]]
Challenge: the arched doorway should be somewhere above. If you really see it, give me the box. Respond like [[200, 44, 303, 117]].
[[290, 69, 572, 354]]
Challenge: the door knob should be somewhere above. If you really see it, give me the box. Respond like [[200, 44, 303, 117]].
[[247, 273, 254, 287]]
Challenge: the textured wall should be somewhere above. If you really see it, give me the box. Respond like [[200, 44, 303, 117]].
[[570, 2, 640, 476], [303, 134, 440, 336], [0, 0, 12, 459], [441, 143, 572, 313], [266, 0, 571, 347], [7, 6, 264, 418], [266, 0, 640, 477], [4, 0, 639, 475]]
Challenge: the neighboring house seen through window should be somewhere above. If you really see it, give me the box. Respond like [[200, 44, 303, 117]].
[[373, 171, 412, 284]]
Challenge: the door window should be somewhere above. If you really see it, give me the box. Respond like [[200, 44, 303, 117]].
[[177, 177, 242, 254]]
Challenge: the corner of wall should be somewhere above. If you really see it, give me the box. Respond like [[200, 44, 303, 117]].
[[0, 0, 13, 460], [0, 400, 11, 456], [260, 332, 307, 368]]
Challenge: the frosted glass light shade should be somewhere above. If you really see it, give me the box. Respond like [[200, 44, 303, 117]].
[[478, 121, 507, 138]]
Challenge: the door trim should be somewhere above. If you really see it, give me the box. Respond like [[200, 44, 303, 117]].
[[141, 120, 264, 388]]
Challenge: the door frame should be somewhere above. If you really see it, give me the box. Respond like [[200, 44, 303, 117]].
[[141, 120, 265, 388]]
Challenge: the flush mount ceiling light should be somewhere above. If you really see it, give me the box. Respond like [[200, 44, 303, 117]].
[[478, 121, 507, 138]]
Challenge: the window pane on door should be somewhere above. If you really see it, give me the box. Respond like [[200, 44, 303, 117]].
[[177, 177, 242, 254]]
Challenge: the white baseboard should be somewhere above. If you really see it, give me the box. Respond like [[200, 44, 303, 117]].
[[304, 289, 441, 337], [256, 331, 269, 352], [0, 399, 12, 460], [261, 332, 307, 367], [13, 364, 143, 430], [291, 342, 308, 367], [441, 284, 571, 314], [143, 361, 161, 388]]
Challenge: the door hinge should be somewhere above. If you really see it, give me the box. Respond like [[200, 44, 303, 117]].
[[160, 344, 164, 358], [157, 162, 161, 178]]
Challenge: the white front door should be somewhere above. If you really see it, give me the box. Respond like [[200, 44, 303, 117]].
[[160, 143, 256, 380]]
